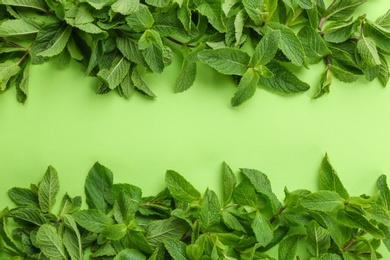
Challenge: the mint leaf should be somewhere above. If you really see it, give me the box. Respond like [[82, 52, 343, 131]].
[[97, 55, 131, 90], [131, 66, 156, 98], [297, 26, 330, 64], [300, 191, 345, 212], [266, 22, 306, 66], [323, 19, 360, 43], [38, 165, 59, 214], [241, 168, 282, 213], [0, 208, 24, 254], [139, 29, 165, 73], [233, 179, 259, 210], [196, 0, 226, 33], [222, 162, 236, 207], [198, 48, 250, 76], [378, 53, 389, 87], [36, 24, 72, 58], [164, 239, 188, 260], [85, 162, 113, 213], [114, 249, 146, 260], [250, 30, 281, 67], [111, 0, 139, 15], [252, 211, 274, 246], [113, 188, 141, 225], [63, 215, 83, 260], [116, 37, 147, 67], [278, 234, 303, 260], [8, 187, 39, 208], [377, 175, 390, 211], [36, 224, 68, 260], [330, 65, 359, 83], [323, 0, 366, 21], [357, 37, 381, 67], [337, 210, 385, 239], [165, 170, 201, 203], [125, 4, 154, 32], [231, 68, 260, 106], [306, 220, 331, 257], [0, 60, 21, 92], [314, 66, 332, 99], [7, 206, 48, 226], [221, 211, 246, 232], [0, 19, 40, 38], [58, 194, 82, 216], [175, 57, 197, 93], [199, 189, 221, 232], [0, 0, 48, 12], [101, 224, 128, 240], [72, 209, 113, 233], [259, 61, 310, 94], [242, 0, 271, 25], [319, 154, 350, 200]]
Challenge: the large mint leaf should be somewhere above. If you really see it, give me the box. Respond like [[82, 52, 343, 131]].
[[38, 165, 60, 214], [258, 61, 310, 94], [265, 23, 305, 66], [319, 154, 350, 199], [231, 67, 260, 106], [300, 191, 345, 212], [222, 162, 236, 207], [175, 58, 197, 93], [63, 215, 83, 260], [72, 209, 113, 233], [323, 0, 366, 21], [85, 162, 113, 213], [378, 175, 390, 211], [306, 220, 331, 257], [0, 208, 25, 254], [36, 24, 72, 58], [113, 188, 142, 225], [116, 37, 147, 67], [198, 48, 250, 76], [8, 187, 39, 208], [250, 30, 281, 67], [357, 36, 381, 67], [330, 65, 359, 83], [0, 19, 40, 38], [7, 206, 48, 226], [111, 0, 139, 15], [164, 239, 188, 260], [337, 210, 385, 239], [252, 211, 273, 246], [131, 66, 156, 98], [323, 19, 360, 43], [165, 170, 201, 203], [146, 217, 189, 250], [278, 234, 303, 260], [36, 224, 68, 260], [241, 168, 282, 213], [125, 4, 154, 32], [0, 60, 21, 91], [97, 55, 131, 90], [199, 189, 221, 232], [138, 29, 164, 73], [0, 0, 48, 12], [101, 224, 128, 240], [297, 26, 330, 64], [365, 20, 390, 53], [196, 0, 226, 32], [114, 249, 146, 260]]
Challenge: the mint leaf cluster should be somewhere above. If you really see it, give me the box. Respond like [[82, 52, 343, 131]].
[[1, 154, 390, 259], [0, 0, 389, 105]]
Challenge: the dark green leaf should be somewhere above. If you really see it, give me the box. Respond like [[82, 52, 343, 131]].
[[85, 162, 113, 213], [196, 0, 226, 32], [125, 4, 154, 32], [72, 209, 113, 233], [63, 215, 83, 260], [131, 66, 156, 98], [97, 55, 131, 90], [306, 220, 331, 257], [101, 224, 128, 240], [8, 187, 39, 208], [231, 68, 260, 106], [300, 190, 345, 212], [36, 224, 68, 260], [198, 48, 250, 76], [259, 61, 310, 94], [58, 194, 82, 216], [114, 248, 146, 260], [250, 30, 281, 67], [330, 65, 359, 83], [298, 26, 331, 64], [38, 165, 59, 214], [164, 239, 188, 260], [357, 37, 381, 67], [222, 162, 236, 207], [199, 189, 221, 231], [0, 60, 21, 91], [165, 170, 201, 203], [314, 66, 332, 99], [323, 0, 366, 21], [319, 154, 350, 199], [252, 211, 273, 246], [278, 234, 303, 260], [377, 175, 390, 210], [241, 168, 282, 213], [323, 19, 360, 43], [7, 206, 48, 226], [337, 210, 385, 239], [0, 0, 48, 12]]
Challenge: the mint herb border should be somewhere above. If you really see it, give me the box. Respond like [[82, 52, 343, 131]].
[[1, 154, 390, 259], [1, 0, 390, 105]]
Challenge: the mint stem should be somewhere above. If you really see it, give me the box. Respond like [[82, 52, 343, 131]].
[[18, 45, 32, 65], [165, 36, 196, 48], [318, 17, 326, 31], [342, 230, 365, 252], [2, 40, 24, 49], [270, 206, 286, 224]]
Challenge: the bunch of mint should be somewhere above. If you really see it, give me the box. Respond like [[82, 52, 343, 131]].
[[0, 0, 390, 105], [0, 154, 389, 259]]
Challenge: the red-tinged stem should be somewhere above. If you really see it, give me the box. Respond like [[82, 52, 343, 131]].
[[318, 16, 326, 31], [165, 36, 196, 48], [2, 39, 24, 49], [270, 206, 286, 224], [325, 55, 331, 66], [18, 46, 32, 65], [296, 256, 301, 260], [342, 238, 356, 251]]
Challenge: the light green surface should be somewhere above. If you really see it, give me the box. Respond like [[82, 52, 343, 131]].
[[1, 1, 390, 258]]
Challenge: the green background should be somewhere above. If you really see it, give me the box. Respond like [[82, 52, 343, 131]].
[[2, 1, 390, 258]]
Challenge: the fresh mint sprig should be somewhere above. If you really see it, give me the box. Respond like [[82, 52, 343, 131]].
[[1, 154, 390, 259], [0, 0, 389, 105]]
